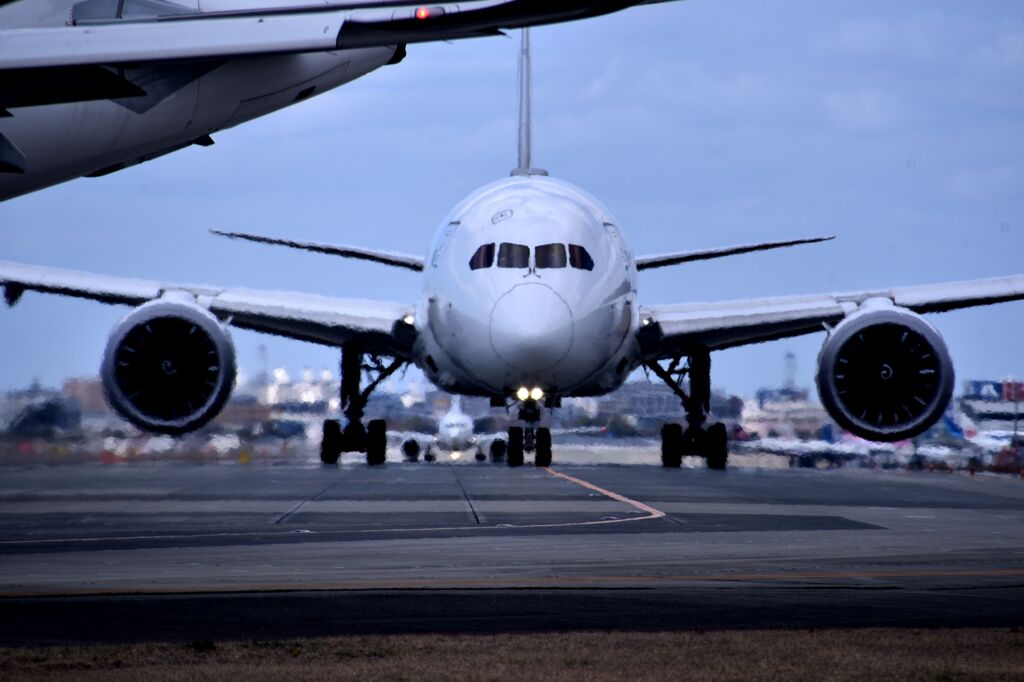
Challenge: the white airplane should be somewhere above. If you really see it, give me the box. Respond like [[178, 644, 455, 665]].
[[0, 0, 677, 201], [3, 29, 1024, 470], [397, 396, 489, 463]]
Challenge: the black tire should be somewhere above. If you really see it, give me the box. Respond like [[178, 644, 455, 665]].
[[535, 427, 552, 467], [507, 427, 525, 467], [424, 449, 436, 463], [489, 439, 506, 463], [366, 419, 387, 466], [661, 423, 682, 468], [475, 450, 486, 462], [402, 439, 420, 462], [320, 419, 342, 465], [706, 422, 728, 471]]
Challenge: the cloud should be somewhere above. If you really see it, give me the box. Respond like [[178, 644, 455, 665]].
[[946, 165, 1021, 201], [822, 88, 907, 132]]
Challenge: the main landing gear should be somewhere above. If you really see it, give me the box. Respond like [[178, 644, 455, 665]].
[[320, 343, 403, 466], [646, 348, 728, 470], [504, 399, 553, 468]]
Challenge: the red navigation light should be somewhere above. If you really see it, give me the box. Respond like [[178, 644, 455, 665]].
[[415, 6, 430, 20]]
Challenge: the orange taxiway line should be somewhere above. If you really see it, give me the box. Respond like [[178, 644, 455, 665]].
[[543, 466, 666, 519]]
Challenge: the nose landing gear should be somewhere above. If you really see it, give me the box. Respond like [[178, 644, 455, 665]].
[[646, 348, 729, 470], [504, 399, 554, 467]]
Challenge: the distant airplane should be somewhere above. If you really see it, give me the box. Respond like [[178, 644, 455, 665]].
[[0, 0, 679, 201], [396, 396, 489, 463], [3, 28, 1024, 470]]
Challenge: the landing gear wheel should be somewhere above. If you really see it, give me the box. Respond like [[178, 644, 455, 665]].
[[366, 419, 387, 466], [489, 439, 506, 463], [507, 427, 525, 467], [706, 423, 728, 471], [475, 450, 486, 462], [660, 423, 682, 468], [321, 419, 342, 465], [402, 439, 420, 462], [424, 448, 435, 463], [534, 427, 552, 467]]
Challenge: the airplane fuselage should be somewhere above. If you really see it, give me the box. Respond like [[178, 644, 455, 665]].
[[415, 174, 641, 399]]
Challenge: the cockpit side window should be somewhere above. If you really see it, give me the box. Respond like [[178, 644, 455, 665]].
[[535, 243, 567, 269], [497, 243, 530, 268], [568, 244, 595, 271], [469, 243, 495, 270]]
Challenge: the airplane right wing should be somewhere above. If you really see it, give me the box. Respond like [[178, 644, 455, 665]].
[[0, 260, 415, 355]]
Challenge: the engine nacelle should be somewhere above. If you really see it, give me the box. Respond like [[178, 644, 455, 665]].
[[816, 301, 953, 442], [101, 295, 236, 435]]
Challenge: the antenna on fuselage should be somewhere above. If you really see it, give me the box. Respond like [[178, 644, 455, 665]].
[[511, 28, 547, 177]]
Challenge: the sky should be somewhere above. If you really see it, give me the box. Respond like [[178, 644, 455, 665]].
[[1, 0, 1023, 398]]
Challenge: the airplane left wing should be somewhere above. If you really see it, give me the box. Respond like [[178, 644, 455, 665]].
[[640, 274, 1024, 355], [0, 260, 414, 354]]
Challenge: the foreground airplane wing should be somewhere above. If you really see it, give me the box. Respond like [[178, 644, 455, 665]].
[[640, 275, 1024, 354], [0, 261, 413, 353], [1, 0, 667, 107]]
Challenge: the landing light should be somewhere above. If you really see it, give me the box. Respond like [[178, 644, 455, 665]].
[[516, 387, 530, 401], [415, 6, 431, 19], [403, 314, 415, 326], [530, 387, 544, 401], [450, 451, 462, 461]]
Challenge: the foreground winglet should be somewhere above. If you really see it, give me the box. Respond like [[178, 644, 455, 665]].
[[211, 230, 425, 272], [635, 236, 835, 271]]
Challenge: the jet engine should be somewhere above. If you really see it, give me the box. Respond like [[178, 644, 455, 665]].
[[101, 295, 236, 435], [816, 302, 953, 442]]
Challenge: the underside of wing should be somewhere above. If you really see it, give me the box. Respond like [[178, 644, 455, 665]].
[[0, 260, 415, 354], [0, 1, 662, 99], [640, 274, 1024, 356]]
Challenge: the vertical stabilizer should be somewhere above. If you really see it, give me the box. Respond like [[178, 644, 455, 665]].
[[511, 28, 547, 177]]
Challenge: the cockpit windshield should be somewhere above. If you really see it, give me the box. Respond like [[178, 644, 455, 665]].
[[497, 243, 530, 268], [469, 243, 495, 270], [568, 244, 594, 271], [470, 242, 594, 271], [535, 244, 567, 269]]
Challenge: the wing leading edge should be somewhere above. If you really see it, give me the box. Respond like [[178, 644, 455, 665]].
[[640, 274, 1024, 356], [0, 260, 414, 354]]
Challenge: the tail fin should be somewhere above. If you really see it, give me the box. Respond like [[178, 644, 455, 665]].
[[511, 28, 547, 177]]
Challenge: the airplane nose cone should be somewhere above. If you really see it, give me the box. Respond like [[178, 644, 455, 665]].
[[490, 284, 574, 372]]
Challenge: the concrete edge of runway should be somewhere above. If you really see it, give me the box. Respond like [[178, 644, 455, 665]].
[[3, 585, 1024, 646]]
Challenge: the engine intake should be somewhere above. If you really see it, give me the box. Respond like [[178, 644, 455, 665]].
[[101, 296, 236, 435], [816, 304, 953, 442]]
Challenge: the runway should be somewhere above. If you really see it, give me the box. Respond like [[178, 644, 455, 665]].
[[1, 460, 1023, 643]]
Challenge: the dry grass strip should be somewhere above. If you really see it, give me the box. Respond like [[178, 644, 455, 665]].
[[2, 628, 1024, 681]]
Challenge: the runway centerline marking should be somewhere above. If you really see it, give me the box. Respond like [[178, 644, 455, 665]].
[[0, 467, 668, 548]]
